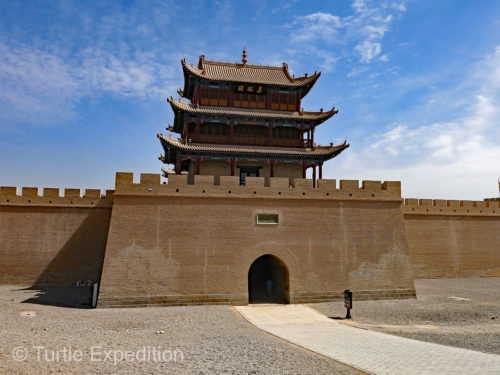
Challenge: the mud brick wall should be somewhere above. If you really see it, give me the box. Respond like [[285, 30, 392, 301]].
[[0, 187, 113, 286], [404, 198, 500, 278], [98, 173, 415, 306]]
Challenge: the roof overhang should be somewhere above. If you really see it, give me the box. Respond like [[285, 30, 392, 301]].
[[167, 97, 338, 134], [180, 58, 321, 100], [158, 133, 349, 164]]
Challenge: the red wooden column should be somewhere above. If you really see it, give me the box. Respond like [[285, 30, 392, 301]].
[[302, 163, 306, 178], [270, 161, 274, 177], [184, 122, 189, 143], [194, 86, 199, 104], [319, 163, 323, 180], [230, 160, 235, 176], [196, 158, 201, 175], [175, 159, 181, 175], [230, 123, 234, 144], [312, 165, 316, 188], [195, 120, 200, 140], [311, 128, 315, 149], [268, 126, 273, 146]]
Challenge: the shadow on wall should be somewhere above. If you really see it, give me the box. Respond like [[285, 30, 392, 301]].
[[21, 208, 111, 309]]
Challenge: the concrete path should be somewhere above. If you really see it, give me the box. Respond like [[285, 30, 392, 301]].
[[235, 304, 500, 375]]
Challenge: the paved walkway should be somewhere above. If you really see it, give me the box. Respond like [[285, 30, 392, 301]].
[[235, 304, 500, 375]]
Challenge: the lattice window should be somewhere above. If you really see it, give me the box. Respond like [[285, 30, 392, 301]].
[[200, 87, 229, 107], [271, 93, 296, 111]]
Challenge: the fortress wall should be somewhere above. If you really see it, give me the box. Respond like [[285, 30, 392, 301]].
[[5, 171, 497, 307], [199, 160, 230, 185], [274, 163, 302, 185], [0, 187, 113, 286], [403, 198, 500, 278], [197, 160, 302, 186], [98, 172, 415, 307]]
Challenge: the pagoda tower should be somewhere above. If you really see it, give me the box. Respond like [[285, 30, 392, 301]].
[[158, 50, 349, 187]]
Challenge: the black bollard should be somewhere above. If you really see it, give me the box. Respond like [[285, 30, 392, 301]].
[[344, 289, 352, 319]]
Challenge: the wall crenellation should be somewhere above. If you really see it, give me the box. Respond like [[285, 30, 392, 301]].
[[112, 172, 402, 201], [0, 186, 114, 207], [404, 198, 500, 216]]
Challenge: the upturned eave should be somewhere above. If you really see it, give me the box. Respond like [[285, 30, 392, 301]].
[[157, 133, 349, 163], [180, 57, 321, 100]]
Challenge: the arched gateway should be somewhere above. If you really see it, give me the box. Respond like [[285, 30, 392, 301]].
[[248, 254, 290, 304]]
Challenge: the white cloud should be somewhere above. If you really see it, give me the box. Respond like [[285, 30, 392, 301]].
[[327, 46, 500, 200], [272, 0, 300, 14], [369, 94, 495, 164], [0, 41, 178, 126], [355, 41, 382, 62], [352, 0, 368, 14], [396, 3, 406, 12], [289, 0, 406, 65], [79, 48, 176, 97], [350, 4, 395, 63], [291, 12, 342, 43], [0, 42, 81, 124]]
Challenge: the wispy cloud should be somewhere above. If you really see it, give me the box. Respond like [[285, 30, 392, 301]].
[[287, 0, 406, 68], [328, 46, 500, 199], [0, 42, 80, 124], [0, 41, 178, 126], [271, 0, 300, 14], [0, 0, 193, 127], [291, 13, 342, 44]]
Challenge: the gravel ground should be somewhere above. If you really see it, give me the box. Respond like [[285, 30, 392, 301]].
[[1, 278, 498, 374], [0, 286, 362, 375], [312, 278, 500, 355]]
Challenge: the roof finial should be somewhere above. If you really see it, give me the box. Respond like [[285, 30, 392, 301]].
[[242, 47, 247, 65]]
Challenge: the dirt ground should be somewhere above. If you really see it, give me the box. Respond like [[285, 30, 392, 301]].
[[312, 277, 500, 355], [0, 286, 361, 375], [0, 278, 498, 374]]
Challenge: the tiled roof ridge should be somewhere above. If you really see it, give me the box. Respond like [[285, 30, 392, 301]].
[[157, 133, 349, 156], [314, 141, 347, 150], [166, 97, 338, 120], [281, 63, 321, 82], [182, 58, 203, 73], [204, 59, 285, 71], [182, 56, 320, 84], [292, 72, 321, 82]]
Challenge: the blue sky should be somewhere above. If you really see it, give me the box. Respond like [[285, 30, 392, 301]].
[[1, 0, 499, 199]]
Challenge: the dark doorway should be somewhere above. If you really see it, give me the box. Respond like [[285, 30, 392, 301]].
[[248, 254, 290, 304], [238, 166, 261, 186]]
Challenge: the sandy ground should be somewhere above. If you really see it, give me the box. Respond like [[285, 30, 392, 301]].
[[312, 278, 500, 355], [1, 278, 498, 374], [0, 286, 361, 375]]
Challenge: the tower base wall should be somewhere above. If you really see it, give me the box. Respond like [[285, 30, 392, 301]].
[[97, 173, 416, 307]]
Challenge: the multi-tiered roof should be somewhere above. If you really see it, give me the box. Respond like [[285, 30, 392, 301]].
[[179, 54, 321, 99], [158, 51, 348, 182]]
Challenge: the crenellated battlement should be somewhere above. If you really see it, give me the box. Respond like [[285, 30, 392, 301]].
[[0, 186, 114, 207], [113, 172, 402, 201], [404, 198, 500, 216]]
